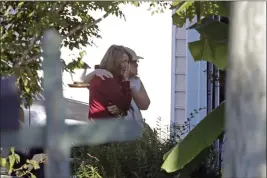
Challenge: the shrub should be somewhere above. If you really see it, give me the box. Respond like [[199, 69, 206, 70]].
[[188, 146, 222, 178], [71, 119, 179, 178], [71, 111, 223, 178], [0, 147, 46, 178]]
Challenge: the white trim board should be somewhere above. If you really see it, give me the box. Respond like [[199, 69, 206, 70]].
[[171, 17, 208, 133]]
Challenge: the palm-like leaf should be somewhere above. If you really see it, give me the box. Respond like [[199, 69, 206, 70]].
[[188, 18, 229, 70], [161, 102, 225, 173]]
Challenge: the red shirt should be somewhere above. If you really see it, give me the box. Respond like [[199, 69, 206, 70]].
[[88, 77, 132, 119]]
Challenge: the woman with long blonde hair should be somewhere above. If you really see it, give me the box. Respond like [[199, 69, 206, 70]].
[[88, 45, 133, 119], [84, 46, 150, 122]]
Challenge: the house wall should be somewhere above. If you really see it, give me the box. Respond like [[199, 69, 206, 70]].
[[171, 23, 187, 126], [171, 18, 207, 130]]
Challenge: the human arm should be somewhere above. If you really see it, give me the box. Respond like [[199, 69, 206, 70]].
[[81, 70, 95, 84], [81, 69, 113, 83], [107, 79, 150, 113], [131, 80, 150, 110]]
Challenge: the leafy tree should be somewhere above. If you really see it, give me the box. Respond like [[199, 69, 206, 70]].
[[0, 1, 170, 108], [0, 1, 127, 107]]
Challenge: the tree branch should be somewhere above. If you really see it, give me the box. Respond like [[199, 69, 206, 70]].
[[15, 12, 109, 68], [14, 2, 67, 66]]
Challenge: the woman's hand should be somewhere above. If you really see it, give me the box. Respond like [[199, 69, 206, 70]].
[[95, 69, 113, 80], [107, 105, 123, 115], [81, 69, 113, 83], [123, 63, 130, 81]]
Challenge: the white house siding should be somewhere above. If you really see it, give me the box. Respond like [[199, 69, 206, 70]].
[[171, 18, 208, 130], [171, 24, 187, 126]]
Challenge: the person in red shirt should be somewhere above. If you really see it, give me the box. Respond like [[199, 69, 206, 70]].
[[89, 45, 133, 119]]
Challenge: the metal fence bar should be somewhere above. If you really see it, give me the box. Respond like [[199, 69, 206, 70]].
[[224, 2, 266, 177], [42, 29, 69, 178], [0, 120, 141, 148]]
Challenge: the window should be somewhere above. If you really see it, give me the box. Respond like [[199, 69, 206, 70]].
[[206, 15, 228, 168]]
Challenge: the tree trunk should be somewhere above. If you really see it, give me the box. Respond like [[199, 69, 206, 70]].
[[224, 2, 266, 178]]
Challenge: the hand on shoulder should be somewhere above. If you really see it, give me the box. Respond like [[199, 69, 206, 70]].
[[95, 69, 113, 80]]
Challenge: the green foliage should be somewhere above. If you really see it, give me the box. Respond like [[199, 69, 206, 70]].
[[147, 1, 171, 15], [161, 1, 229, 176], [75, 164, 102, 178], [0, 147, 20, 175], [171, 1, 230, 27], [71, 120, 179, 178], [72, 115, 221, 178], [0, 1, 170, 108], [188, 18, 228, 70], [0, 1, 125, 107], [123, 1, 171, 15], [161, 102, 225, 174], [183, 146, 222, 178], [0, 147, 44, 178], [171, 1, 229, 70]]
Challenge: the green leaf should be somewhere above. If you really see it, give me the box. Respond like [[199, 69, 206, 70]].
[[193, 19, 229, 41], [25, 87, 31, 93], [175, 1, 194, 15], [29, 172, 37, 178], [28, 11, 35, 17], [187, 19, 228, 70], [0, 157, 7, 167], [171, 1, 182, 9], [161, 102, 225, 173], [131, 1, 140, 7], [194, 2, 201, 24], [172, 1, 229, 27], [16, 170, 25, 177], [172, 13, 186, 28], [27, 160, 40, 170], [10, 147, 15, 154], [79, 51, 86, 59], [163, 147, 175, 161], [14, 154, 20, 164], [0, 1, 126, 107], [8, 154, 16, 174], [18, 1, 24, 7], [188, 39, 228, 70], [199, 2, 230, 17], [211, 1, 230, 17]]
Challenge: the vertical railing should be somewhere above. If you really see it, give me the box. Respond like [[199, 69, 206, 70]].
[[42, 29, 69, 177], [224, 2, 266, 178]]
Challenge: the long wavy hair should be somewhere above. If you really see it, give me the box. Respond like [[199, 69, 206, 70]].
[[99, 45, 132, 78]]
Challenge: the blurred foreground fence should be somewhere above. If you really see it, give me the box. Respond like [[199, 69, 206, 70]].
[[0, 29, 141, 178], [224, 2, 266, 178]]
